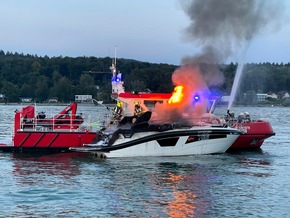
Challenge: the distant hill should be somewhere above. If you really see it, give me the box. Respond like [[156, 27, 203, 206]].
[[0, 50, 289, 105]]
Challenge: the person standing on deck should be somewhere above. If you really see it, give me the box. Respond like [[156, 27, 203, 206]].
[[113, 101, 123, 120], [134, 101, 143, 117]]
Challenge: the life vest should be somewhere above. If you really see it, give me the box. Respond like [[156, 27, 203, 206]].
[[134, 105, 143, 116], [113, 106, 123, 117]]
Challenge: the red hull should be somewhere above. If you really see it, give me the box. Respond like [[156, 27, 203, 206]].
[[0, 103, 98, 153], [13, 130, 97, 149], [229, 120, 275, 150]]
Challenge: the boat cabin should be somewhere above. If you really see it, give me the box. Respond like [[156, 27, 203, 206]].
[[117, 92, 172, 116]]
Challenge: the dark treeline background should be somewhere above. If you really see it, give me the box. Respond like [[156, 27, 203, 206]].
[[1, 50, 290, 105]]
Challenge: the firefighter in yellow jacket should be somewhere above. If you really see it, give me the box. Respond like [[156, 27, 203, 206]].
[[113, 101, 123, 120], [134, 101, 143, 117]]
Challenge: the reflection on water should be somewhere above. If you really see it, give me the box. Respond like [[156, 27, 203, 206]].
[[152, 161, 213, 217], [164, 173, 196, 217], [11, 153, 89, 182], [4, 153, 89, 217]]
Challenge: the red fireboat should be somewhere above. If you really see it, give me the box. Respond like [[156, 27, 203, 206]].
[[0, 102, 97, 153], [223, 109, 275, 150]]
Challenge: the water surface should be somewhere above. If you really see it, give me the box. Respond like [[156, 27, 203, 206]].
[[0, 105, 289, 217]]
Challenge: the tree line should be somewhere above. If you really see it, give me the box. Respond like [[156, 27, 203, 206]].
[[0, 50, 290, 105]]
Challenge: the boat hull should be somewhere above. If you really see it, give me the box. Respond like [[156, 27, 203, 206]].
[[229, 120, 275, 150], [0, 103, 99, 153], [71, 127, 240, 158], [4, 130, 97, 152]]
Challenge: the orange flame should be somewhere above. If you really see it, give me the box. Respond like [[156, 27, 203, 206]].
[[168, 86, 184, 104]]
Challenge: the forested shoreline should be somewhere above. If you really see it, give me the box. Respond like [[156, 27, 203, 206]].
[[1, 50, 290, 105]]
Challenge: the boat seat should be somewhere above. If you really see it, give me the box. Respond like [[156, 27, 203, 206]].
[[119, 116, 134, 126], [131, 111, 151, 130], [108, 112, 153, 140]]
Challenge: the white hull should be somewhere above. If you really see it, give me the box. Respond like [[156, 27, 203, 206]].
[[71, 127, 240, 158]]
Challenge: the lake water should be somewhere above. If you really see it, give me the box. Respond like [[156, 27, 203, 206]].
[[0, 104, 289, 217]]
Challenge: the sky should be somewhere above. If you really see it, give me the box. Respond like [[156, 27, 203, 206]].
[[1, 0, 290, 65]]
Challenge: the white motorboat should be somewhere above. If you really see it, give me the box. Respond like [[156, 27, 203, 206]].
[[70, 112, 240, 158]]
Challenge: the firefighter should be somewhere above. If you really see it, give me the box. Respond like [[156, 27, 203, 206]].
[[134, 101, 143, 117], [113, 101, 123, 120]]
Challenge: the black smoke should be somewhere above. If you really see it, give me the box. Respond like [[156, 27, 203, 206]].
[[182, 0, 285, 63]]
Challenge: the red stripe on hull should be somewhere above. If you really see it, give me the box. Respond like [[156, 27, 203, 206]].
[[13, 131, 97, 149]]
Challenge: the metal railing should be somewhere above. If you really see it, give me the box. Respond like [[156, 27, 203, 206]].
[[19, 114, 86, 132]]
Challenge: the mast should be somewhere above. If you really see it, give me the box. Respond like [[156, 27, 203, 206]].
[[110, 46, 117, 77], [114, 45, 117, 70], [110, 46, 124, 100]]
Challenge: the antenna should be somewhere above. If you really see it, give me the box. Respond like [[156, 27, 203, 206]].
[[114, 45, 117, 69], [109, 46, 117, 76]]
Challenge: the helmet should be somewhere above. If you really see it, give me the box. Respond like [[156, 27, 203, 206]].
[[134, 101, 139, 105]]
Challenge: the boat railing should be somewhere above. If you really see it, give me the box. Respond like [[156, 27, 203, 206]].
[[18, 114, 93, 132]]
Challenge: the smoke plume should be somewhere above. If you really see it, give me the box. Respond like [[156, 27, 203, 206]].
[[182, 0, 285, 62], [181, 0, 285, 111], [151, 0, 285, 125]]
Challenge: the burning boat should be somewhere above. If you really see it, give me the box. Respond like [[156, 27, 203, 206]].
[[70, 111, 241, 158], [70, 61, 241, 157], [0, 102, 97, 153]]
